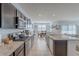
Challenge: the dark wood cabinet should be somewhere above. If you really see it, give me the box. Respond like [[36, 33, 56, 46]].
[[53, 40, 67, 56], [46, 35, 67, 56]]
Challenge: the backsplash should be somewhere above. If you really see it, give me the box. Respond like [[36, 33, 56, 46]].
[[0, 29, 24, 42]]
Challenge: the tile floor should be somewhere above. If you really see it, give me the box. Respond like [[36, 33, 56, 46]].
[[28, 35, 51, 56]]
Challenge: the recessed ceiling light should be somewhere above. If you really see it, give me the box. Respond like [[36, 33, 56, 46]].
[[52, 14, 56, 16], [38, 14, 42, 16]]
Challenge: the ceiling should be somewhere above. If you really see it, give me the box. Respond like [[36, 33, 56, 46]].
[[18, 3, 79, 22]]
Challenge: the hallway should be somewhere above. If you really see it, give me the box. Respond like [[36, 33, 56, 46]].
[[28, 35, 52, 56]]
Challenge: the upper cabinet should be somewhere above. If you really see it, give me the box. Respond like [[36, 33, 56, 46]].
[[0, 3, 31, 29], [15, 10, 27, 29], [16, 9, 26, 21], [1, 3, 16, 28], [0, 4, 1, 28], [0, 3, 26, 29]]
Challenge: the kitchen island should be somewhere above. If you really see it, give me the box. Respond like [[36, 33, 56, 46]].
[[46, 34, 79, 56]]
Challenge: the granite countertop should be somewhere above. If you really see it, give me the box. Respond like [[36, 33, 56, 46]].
[[0, 41, 24, 56], [47, 34, 79, 40]]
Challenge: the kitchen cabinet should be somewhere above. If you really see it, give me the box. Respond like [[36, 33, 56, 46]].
[[26, 37, 32, 55], [45, 35, 49, 48], [0, 4, 1, 28], [46, 35, 67, 56], [17, 10, 25, 19], [14, 43, 25, 56], [26, 39, 31, 55], [31, 35, 34, 48], [1, 3, 16, 28], [45, 35, 53, 55], [15, 9, 26, 29], [48, 38, 53, 55], [0, 3, 26, 29], [53, 40, 67, 56], [25, 35, 35, 56], [25, 41, 31, 56], [25, 41, 29, 55]]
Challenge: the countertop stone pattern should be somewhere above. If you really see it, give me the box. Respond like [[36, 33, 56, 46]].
[[48, 34, 79, 40], [0, 41, 24, 56]]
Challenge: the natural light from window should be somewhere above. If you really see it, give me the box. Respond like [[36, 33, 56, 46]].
[[61, 24, 76, 34]]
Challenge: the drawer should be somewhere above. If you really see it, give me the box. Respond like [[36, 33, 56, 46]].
[[53, 40, 67, 56], [54, 40, 67, 47]]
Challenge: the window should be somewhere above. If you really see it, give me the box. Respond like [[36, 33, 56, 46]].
[[42, 25, 46, 31], [38, 25, 46, 32], [61, 24, 76, 34], [38, 25, 42, 31], [68, 25, 76, 34], [62, 25, 68, 34]]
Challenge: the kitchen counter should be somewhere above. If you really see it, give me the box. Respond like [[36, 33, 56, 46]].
[[0, 41, 24, 56], [46, 34, 79, 56], [47, 34, 79, 40]]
